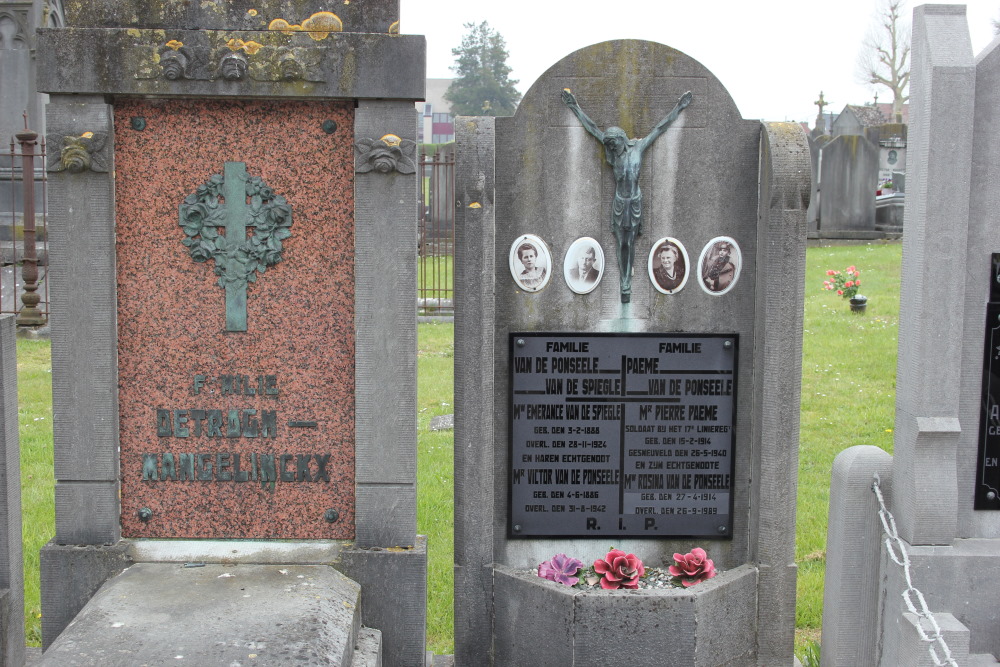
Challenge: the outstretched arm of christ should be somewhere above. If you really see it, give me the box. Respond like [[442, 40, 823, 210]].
[[561, 89, 604, 142], [637, 91, 693, 153]]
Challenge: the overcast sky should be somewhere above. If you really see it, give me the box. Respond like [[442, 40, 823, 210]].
[[400, 0, 1000, 123]]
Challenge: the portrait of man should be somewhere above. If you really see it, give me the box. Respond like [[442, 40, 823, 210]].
[[563, 237, 604, 295], [508, 234, 552, 292], [699, 237, 741, 295]]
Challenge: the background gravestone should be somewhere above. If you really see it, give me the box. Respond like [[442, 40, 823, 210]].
[[822, 6, 1000, 665], [37, 2, 427, 664], [815, 131, 880, 239], [455, 39, 809, 666]]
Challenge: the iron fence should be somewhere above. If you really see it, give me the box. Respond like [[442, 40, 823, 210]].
[[1, 115, 48, 324], [417, 147, 455, 317]]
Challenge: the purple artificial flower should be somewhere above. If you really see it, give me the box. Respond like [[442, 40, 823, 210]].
[[538, 553, 585, 585]]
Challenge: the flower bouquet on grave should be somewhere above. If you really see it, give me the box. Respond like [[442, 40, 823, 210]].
[[822, 265, 866, 311]]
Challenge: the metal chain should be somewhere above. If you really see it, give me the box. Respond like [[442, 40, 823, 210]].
[[872, 473, 958, 667]]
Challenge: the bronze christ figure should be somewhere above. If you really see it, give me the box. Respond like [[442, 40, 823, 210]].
[[562, 89, 692, 302]]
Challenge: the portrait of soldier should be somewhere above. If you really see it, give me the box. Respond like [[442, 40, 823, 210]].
[[700, 239, 740, 294]]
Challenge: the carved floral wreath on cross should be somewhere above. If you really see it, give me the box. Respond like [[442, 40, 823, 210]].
[[178, 172, 292, 290]]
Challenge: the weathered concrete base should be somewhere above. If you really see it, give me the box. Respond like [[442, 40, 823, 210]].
[[879, 539, 1000, 665], [356, 627, 384, 667], [39, 540, 132, 650], [874, 193, 905, 236], [337, 536, 428, 667], [0, 588, 18, 667], [893, 613, 970, 667], [39, 563, 368, 666], [41, 537, 427, 665], [493, 563, 758, 666]]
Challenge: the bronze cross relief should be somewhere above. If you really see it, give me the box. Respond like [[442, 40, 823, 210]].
[[179, 162, 292, 331]]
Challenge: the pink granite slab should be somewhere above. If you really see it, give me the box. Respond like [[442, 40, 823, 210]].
[[115, 99, 355, 539]]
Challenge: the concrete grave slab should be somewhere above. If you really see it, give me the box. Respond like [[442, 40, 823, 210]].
[[39, 563, 365, 666]]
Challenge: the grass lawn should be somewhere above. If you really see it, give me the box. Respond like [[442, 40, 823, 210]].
[[416, 319, 455, 654], [17, 339, 54, 647], [794, 241, 900, 654], [15, 241, 902, 656]]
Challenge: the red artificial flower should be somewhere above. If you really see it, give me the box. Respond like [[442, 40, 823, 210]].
[[668, 547, 717, 587], [593, 549, 645, 590]]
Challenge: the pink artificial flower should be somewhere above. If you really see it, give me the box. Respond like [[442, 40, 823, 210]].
[[668, 547, 717, 587], [538, 553, 584, 586], [844, 281, 853, 288], [837, 290, 843, 295], [826, 270, 835, 276], [855, 279, 861, 286], [593, 549, 645, 589]]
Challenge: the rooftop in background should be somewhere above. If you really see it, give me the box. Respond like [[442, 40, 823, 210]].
[[844, 104, 890, 127]]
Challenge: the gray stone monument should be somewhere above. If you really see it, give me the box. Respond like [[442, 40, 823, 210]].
[[822, 5, 1000, 665], [36, 2, 427, 664], [455, 39, 809, 666], [0, 316, 22, 667], [816, 115, 881, 240]]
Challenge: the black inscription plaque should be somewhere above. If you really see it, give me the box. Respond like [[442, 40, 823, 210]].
[[509, 333, 737, 538], [975, 254, 1000, 509]]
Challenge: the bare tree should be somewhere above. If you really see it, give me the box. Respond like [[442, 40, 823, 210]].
[[857, 0, 910, 122]]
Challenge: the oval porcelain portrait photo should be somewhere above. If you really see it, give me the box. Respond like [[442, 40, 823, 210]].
[[509, 234, 552, 292], [698, 236, 742, 296], [648, 237, 689, 295], [563, 237, 604, 294]]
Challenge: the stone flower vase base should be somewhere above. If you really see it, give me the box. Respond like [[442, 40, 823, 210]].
[[850, 295, 868, 313], [492, 563, 758, 666]]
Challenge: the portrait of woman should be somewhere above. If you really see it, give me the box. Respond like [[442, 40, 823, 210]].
[[648, 237, 689, 295], [698, 236, 742, 296], [509, 234, 552, 292], [563, 237, 604, 295]]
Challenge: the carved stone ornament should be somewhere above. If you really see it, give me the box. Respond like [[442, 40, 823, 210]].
[[159, 42, 198, 80], [354, 134, 416, 174], [219, 51, 249, 81], [139, 41, 326, 83], [47, 131, 110, 173], [0, 7, 30, 49], [179, 162, 292, 332]]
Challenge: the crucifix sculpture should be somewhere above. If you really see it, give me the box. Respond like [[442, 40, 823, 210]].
[[562, 88, 692, 303], [179, 161, 292, 331], [814, 91, 829, 134], [814, 91, 827, 116]]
